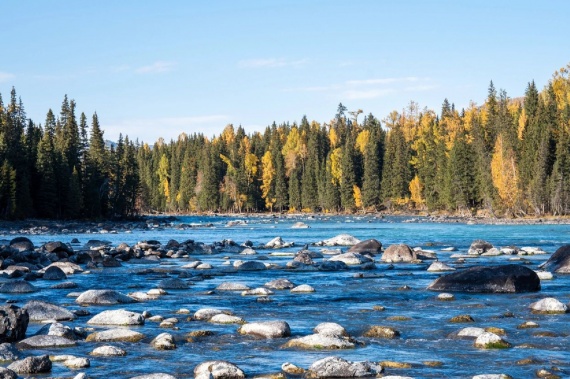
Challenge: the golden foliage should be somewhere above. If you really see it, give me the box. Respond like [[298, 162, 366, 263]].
[[260, 151, 275, 208], [409, 175, 424, 208], [491, 134, 521, 212], [221, 124, 235, 145], [353, 185, 363, 209], [329, 126, 340, 148], [330, 148, 343, 185], [355, 129, 370, 154]]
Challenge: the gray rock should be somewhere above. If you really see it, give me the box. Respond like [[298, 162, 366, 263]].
[[529, 297, 567, 313], [468, 240, 494, 255], [315, 234, 361, 247], [284, 334, 355, 349], [265, 237, 285, 248], [291, 284, 315, 293], [23, 300, 75, 322], [473, 332, 511, 349], [36, 322, 77, 340], [539, 245, 570, 273], [9, 237, 34, 252], [0, 367, 16, 379], [0, 305, 29, 343], [151, 332, 176, 350], [306, 356, 382, 378], [42, 262, 83, 274], [75, 289, 136, 305], [294, 252, 315, 265], [85, 329, 144, 342], [7, 355, 52, 374], [317, 261, 348, 271], [347, 239, 382, 255], [209, 314, 245, 324], [0, 343, 19, 361], [158, 278, 189, 289], [381, 244, 417, 262], [235, 261, 267, 271], [63, 357, 90, 369], [265, 278, 295, 290], [87, 309, 145, 326], [427, 262, 456, 272], [130, 374, 177, 379], [42, 266, 67, 280], [216, 282, 250, 291], [238, 321, 291, 338], [0, 280, 37, 294], [329, 252, 373, 265], [193, 308, 230, 321], [194, 361, 245, 379], [291, 222, 310, 229], [17, 335, 76, 349], [90, 345, 127, 356], [313, 322, 348, 337], [241, 287, 273, 296]]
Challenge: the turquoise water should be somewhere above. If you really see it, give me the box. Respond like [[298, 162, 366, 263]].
[[2, 215, 569, 378]]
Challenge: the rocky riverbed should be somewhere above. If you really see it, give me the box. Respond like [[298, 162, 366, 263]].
[[0, 216, 568, 378]]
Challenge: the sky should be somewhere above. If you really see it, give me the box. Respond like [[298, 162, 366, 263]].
[[1, 1, 569, 142]]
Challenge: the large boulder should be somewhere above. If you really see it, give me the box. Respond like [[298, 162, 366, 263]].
[[306, 356, 382, 378], [87, 310, 145, 326], [16, 335, 76, 349], [329, 252, 373, 265], [381, 244, 417, 262], [427, 265, 540, 293], [9, 237, 34, 252], [529, 297, 568, 314], [468, 240, 494, 255], [0, 280, 37, 294], [238, 321, 291, 338], [234, 261, 267, 271], [315, 234, 361, 247], [7, 355, 51, 374], [85, 329, 144, 342], [151, 332, 176, 350], [42, 266, 67, 280], [539, 245, 570, 273], [75, 289, 136, 305], [130, 375, 177, 379], [194, 361, 245, 379], [216, 282, 250, 291], [284, 334, 355, 349], [23, 300, 75, 322], [90, 345, 127, 356], [348, 239, 382, 255], [0, 305, 29, 342], [265, 278, 295, 290]]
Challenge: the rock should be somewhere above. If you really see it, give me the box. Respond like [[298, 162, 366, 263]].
[[42, 266, 67, 280], [292, 222, 310, 229], [0, 305, 28, 343], [43, 262, 83, 274], [158, 278, 189, 289], [75, 289, 136, 305], [284, 334, 355, 349], [468, 240, 494, 255], [534, 271, 553, 280], [457, 327, 485, 338], [63, 357, 90, 369], [216, 282, 250, 291], [90, 345, 127, 356], [427, 262, 456, 272], [265, 278, 295, 290], [130, 374, 177, 379], [235, 261, 267, 271], [294, 252, 315, 265], [238, 321, 291, 338], [239, 247, 257, 255], [305, 356, 382, 378], [209, 314, 244, 324], [363, 326, 400, 339], [87, 309, 145, 326], [17, 335, 76, 349], [329, 252, 373, 265], [35, 322, 76, 340], [0, 367, 16, 379], [291, 284, 315, 293], [0, 280, 37, 293], [9, 237, 34, 252], [315, 234, 361, 246], [7, 355, 52, 374], [472, 375, 513, 379], [450, 314, 474, 323], [529, 297, 568, 314], [474, 332, 511, 349], [226, 220, 247, 227], [517, 321, 539, 329], [427, 264, 540, 293], [23, 300, 75, 322], [481, 248, 502, 256], [317, 261, 348, 271], [314, 322, 348, 337], [151, 332, 176, 350], [242, 288, 273, 296], [0, 343, 19, 361], [194, 308, 230, 321], [85, 329, 144, 342], [437, 293, 455, 301], [282, 362, 305, 375], [381, 244, 417, 262], [539, 245, 570, 273], [194, 361, 245, 379], [347, 239, 382, 255], [265, 237, 285, 248]]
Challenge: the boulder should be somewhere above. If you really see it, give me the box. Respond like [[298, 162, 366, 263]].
[[0, 343, 19, 361], [314, 322, 348, 337], [235, 261, 267, 271], [90, 345, 127, 356], [427, 265, 540, 293], [0, 280, 37, 294], [294, 252, 315, 265], [36, 322, 77, 340], [265, 278, 295, 290], [9, 237, 34, 252], [17, 335, 76, 349], [291, 284, 315, 293], [456, 327, 485, 338], [23, 300, 75, 322], [315, 234, 361, 247], [0, 367, 16, 379], [194, 361, 245, 379], [474, 332, 511, 349], [291, 222, 310, 229], [209, 314, 245, 324], [427, 262, 456, 272], [42, 266, 67, 280], [306, 356, 382, 378], [85, 329, 144, 342], [7, 355, 51, 374], [282, 362, 306, 375], [317, 261, 348, 271], [265, 237, 285, 248], [43, 261, 83, 274], [216, 282, 250, 291], [63, 357, 90, 369], [75, 289, 136, 305], [241, 288, 273, 296], [87, 310, 145, 326], [529, 297, 567, 314], [362, 326, 400, 339], [468, 240, 494, 255], [348, 239, 382, 255], [329, 252, 373, 265], [158, 278, 189, 289], [0, 305, 28, 343], [151, 332, 176, 350], [193, 308, 230, 321], [284, 334, 355, 349], [539, 245, 570, 273], [381, 244, 417, 262], [238, 321, 291, 338], [130, 374, 177, 379]]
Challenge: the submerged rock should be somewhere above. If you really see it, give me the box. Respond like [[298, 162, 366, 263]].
[[381, 244, 417, 262], [539, 245, 570, 273], [194, 361, 245, 379], [427, 264, 540, 293], [305, 356, 382, 378], [238, 321, 291, 338]]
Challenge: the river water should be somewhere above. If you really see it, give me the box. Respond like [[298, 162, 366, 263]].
[[1, 215, 569, 378]]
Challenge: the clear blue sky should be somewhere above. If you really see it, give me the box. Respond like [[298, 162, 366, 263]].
[[1, 1, 569, 142]]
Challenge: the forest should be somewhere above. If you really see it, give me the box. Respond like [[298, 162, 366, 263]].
[[1, 64, 570, 219]]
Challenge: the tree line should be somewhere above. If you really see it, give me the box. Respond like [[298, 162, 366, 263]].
[[1, 63, 570, 219]]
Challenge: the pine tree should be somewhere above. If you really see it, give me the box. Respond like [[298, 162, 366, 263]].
[[36, 110, 58, 218]]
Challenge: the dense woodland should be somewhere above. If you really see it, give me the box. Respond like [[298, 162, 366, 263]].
[[1, 64, 570, 219]]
